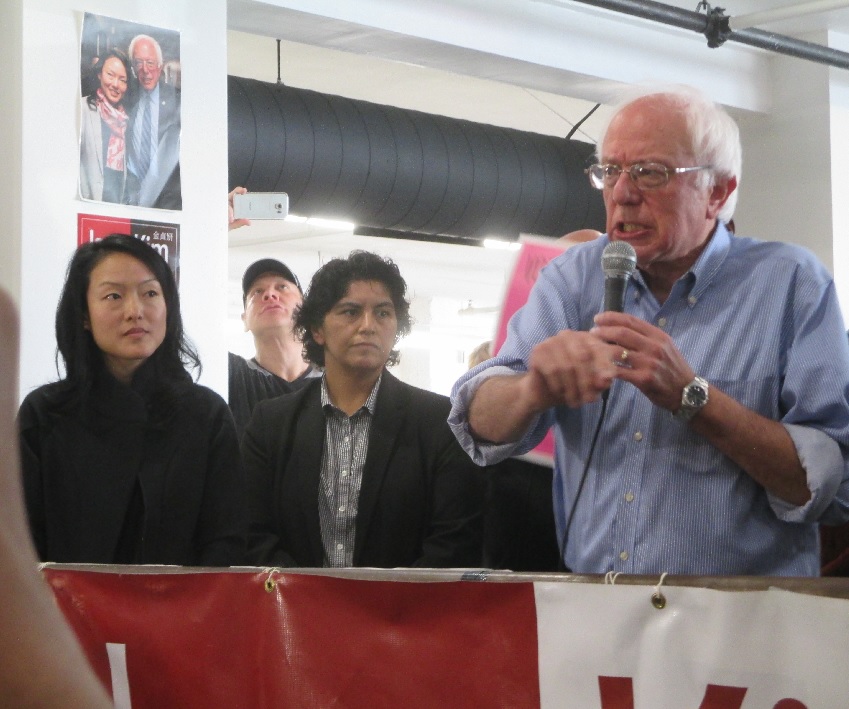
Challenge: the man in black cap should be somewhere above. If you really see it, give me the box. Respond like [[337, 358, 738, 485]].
[[228, 258, 318, 440]]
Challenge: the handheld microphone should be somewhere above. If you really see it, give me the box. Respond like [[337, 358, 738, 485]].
[[561, 241, 637, 567], [601, 241, 637, 312]]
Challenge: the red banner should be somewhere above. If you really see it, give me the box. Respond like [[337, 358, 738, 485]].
[[46, 568, 539, 709]]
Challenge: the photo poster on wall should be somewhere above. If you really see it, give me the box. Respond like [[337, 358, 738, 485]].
[[77, 213, 180, 286], [79, 13, 182, 210]]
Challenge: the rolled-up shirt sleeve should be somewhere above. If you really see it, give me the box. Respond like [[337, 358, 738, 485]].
[[448, 364, 553, 466], [767, 268, 849, 524], [770, 423, 845, 522]]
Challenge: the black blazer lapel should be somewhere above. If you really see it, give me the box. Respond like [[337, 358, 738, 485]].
[[353, 372, 407, 562]]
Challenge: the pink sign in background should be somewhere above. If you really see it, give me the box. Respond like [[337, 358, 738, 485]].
[[493, 238, 568, 465]]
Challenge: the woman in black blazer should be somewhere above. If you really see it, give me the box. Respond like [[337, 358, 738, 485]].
[[19, 235, 245, 566]]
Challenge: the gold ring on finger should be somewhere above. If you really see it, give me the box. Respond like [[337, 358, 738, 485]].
[[620, 348, 629, 363]]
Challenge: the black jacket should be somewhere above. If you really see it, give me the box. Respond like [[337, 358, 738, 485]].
[[19, 366, 246, 566], [242, 371, 484, 568]]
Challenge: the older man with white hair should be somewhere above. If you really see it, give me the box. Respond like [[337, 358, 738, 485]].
[[126, 33, 181, 209], [449, 84, 849, 577]]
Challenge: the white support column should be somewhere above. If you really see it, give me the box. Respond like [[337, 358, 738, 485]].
[[0, 1, 23, 305], [828, 30, 849, 320], [17, 0, 230, 400], [735, 34, 834, 269]]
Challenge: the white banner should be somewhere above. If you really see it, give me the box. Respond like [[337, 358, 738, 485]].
[[536, 582, 849, 708]]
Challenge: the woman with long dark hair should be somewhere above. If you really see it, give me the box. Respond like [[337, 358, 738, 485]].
[[19, 235, 246, 565], [80, 49, 131, 203]]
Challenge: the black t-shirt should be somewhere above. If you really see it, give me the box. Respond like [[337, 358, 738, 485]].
[[483, 457, 560, 572], [228, 352, 318, 440]]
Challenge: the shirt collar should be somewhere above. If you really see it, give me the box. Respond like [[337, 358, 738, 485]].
[[686, 220, 732, 298], [626, 220, 733, 300], [320, 372, 382, 416], [143, 83, 160, 104]]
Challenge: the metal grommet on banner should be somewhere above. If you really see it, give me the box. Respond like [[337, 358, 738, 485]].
[[651, 571, 668, 609], [263, 568, 277, 593]]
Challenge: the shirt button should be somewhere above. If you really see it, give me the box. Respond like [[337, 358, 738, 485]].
[[633, 431, 643, 442], [341, 470, 348, 477], [688, 295, 698, 305], [619, 551, 629, 561], [657, 317, 667, 328], [338, 505, 346, 512], [625, 492, 635, 502], [336, 543, 344, 550]]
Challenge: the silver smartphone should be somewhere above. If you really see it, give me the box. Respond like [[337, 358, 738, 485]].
[[232, 192, 289, 219]]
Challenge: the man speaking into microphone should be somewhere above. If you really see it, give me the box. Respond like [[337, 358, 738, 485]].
[[449, 84, 849, 576]]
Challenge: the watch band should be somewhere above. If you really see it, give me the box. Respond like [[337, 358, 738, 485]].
[[674, 376, 709, 422]]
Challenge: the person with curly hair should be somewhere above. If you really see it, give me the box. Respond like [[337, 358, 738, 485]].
[[243, 250, 484, 568]]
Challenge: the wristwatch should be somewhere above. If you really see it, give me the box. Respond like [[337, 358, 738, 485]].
[[674, 376, 709, 422]]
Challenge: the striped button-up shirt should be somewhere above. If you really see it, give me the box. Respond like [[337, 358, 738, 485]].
[[450, 223, 849, 576], [318, 375, 381, 567]]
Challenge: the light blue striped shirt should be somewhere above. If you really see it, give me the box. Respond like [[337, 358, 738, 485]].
[[449, 224, 849, 576]]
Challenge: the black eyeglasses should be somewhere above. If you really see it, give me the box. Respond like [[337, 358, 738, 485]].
[[585, 162, 713, 190]]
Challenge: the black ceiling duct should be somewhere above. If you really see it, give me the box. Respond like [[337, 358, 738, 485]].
[[228, 76, 605, 240]]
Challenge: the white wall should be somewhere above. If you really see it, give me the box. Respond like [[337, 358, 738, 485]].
[[13, 0, 229, 401], [0, 3, 23, 307], [735, 30, 849, 321], [828, 31, 849, 317], [736, 34, 834, 269]]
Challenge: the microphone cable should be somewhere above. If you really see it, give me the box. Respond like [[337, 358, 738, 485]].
[[556, 240, 634, 571], [556, 389, 610, 572]]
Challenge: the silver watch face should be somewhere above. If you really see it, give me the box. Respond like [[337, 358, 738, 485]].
[[675, 377, 709, 421], [684, 382, 708, 407]]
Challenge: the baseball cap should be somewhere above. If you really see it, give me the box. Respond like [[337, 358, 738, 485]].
[[241, 258, 301, 303]]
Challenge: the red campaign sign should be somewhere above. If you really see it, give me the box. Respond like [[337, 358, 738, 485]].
[[45, 568, 540, 709], [77, 213, 133, 245], [77, 213, 180, 285]]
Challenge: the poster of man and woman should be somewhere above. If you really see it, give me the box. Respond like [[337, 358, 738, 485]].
[[78, 12, 182, 211]]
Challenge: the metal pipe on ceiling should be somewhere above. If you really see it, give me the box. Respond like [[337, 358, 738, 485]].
[[731, 0, 849, 32], [570, 0, 849, 70]]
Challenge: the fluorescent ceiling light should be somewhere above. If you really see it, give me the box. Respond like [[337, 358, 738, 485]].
[[483, 239, 521, 251], [284, 214, 356, 230]]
